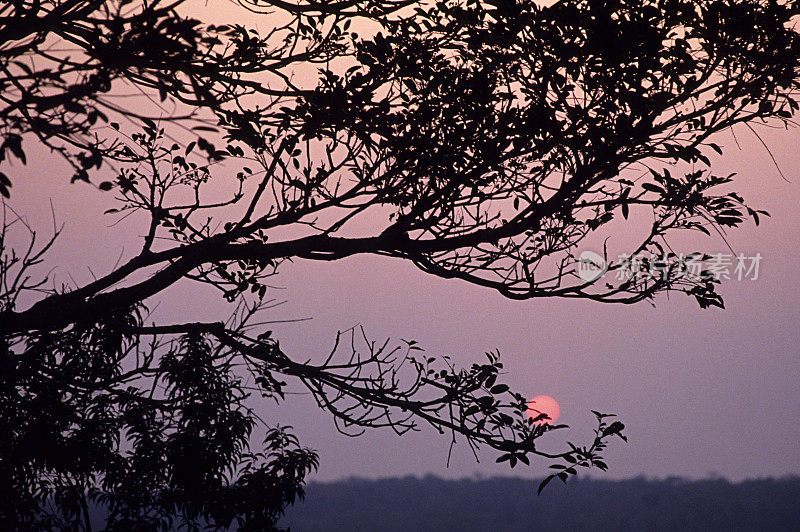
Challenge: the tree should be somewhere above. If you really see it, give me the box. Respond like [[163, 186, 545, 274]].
[[0, 0, 392, 192], [2, 0, 799, 528]]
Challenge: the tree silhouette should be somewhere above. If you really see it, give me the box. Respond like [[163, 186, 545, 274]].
[[2, 0, 799, 529]]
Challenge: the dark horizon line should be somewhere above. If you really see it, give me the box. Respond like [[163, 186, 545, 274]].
[[307, 472, 800, 485]]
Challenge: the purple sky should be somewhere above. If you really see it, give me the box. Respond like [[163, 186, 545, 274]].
[[10, 120, 799, 484], [6, 4, 800, 484], [266, 133, 800, 483]]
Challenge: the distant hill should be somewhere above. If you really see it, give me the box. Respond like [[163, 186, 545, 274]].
[[281, 475, 800, 531]]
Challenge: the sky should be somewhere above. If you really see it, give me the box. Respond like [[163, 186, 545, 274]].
[[260, 122, 800, 482], [6, 1, 800, 485]]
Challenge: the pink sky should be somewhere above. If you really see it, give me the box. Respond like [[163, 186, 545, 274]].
[[11, 119, 798, 482]]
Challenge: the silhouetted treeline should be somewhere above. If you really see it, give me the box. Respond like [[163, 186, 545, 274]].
[[281, 475, 800, 531]]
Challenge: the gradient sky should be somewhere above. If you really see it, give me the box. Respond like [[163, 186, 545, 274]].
[[263, 123, 800, 482], [6, 1, 800, 484]]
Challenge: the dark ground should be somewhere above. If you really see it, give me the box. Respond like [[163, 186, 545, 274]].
[[281, 475, 800, 531]]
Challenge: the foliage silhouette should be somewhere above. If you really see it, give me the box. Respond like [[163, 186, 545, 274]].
[[2, 0, 800, 529]]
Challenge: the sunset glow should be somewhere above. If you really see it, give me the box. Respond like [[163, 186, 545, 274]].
[[526, 395, 560, 425]]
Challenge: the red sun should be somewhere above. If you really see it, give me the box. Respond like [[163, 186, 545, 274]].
[[526, 395, 560, 425]]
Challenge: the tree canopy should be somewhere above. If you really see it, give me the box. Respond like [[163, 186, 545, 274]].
[[2, 0, 799, 529]]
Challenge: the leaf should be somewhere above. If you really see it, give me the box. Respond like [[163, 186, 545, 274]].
[[538, 475, 555, 495], [141, 117, 157, 131], [490, 384, 509, 394], [496, 453, 512, 463], [641, 183, 664, 194], [4, 135, 25, 164], [0, 172, 10, 198], [98, 181, 114, 191]]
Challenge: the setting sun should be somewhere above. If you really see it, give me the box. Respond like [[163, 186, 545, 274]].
[[526, 395, 560, 425]]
